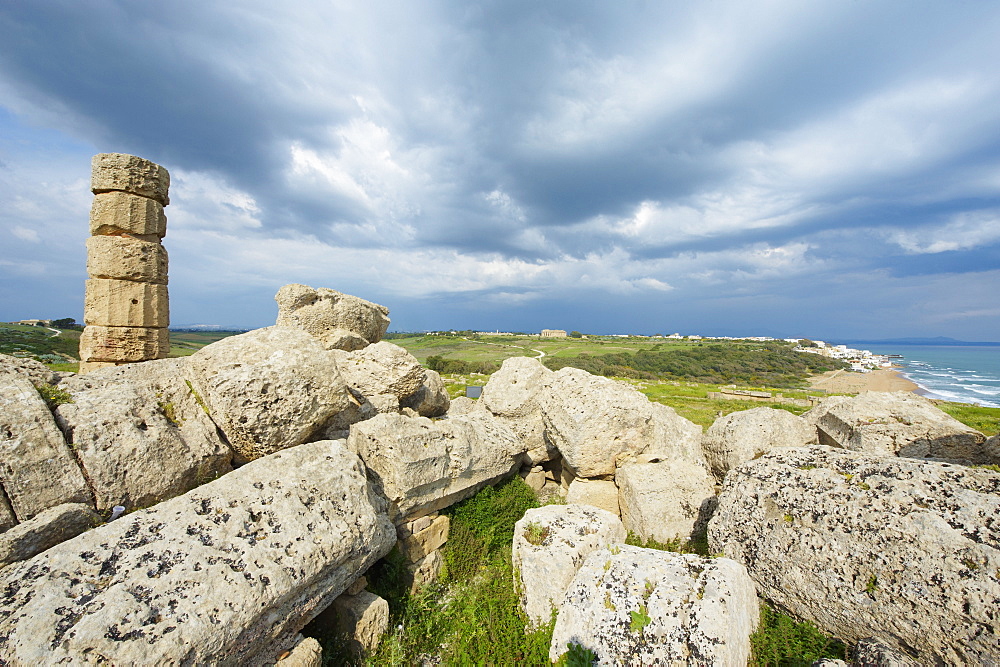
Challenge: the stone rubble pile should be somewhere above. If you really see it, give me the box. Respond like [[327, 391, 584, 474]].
[[1, 155, 998, 663]]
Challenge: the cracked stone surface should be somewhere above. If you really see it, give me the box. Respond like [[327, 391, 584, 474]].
[[513, 504, 626, 627], [0, 440, 395, 665], [709, 445, 1000, 664], [549, 545, 758, 666]]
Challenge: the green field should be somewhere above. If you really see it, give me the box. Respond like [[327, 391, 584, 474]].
[[0, 323, 82, 367], [167, 330, 246, 357], [389, 333, 698, 364]]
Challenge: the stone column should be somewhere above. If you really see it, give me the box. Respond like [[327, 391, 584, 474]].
[[79, 154, 170, 373]]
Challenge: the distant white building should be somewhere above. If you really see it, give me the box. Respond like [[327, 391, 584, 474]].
[[540, 329, 567, 338]]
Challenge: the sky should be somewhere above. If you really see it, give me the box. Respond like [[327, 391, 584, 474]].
[[2, 1, 1000, 340]]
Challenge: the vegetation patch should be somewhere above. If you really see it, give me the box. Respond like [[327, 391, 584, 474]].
[[749, 602, 846, 666], [320, 477, 552, 665], [0, 324, 81, 364], [36, 384, 73, 410], [542, 341, 848, 387]]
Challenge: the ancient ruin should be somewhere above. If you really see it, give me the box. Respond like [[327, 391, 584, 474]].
[[79, 153, 170, 372]]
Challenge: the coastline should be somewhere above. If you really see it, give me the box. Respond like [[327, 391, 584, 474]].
[[807, 368, 921, 395]]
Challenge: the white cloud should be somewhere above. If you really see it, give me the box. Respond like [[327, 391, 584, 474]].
[[10, 226, 40, 242], [169, 170, 263, 233], [886, 209, 1000, 254]]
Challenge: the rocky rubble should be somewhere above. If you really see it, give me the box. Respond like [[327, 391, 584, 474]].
[[4, 262, 1000, 664], [0, 440, 395, 664]]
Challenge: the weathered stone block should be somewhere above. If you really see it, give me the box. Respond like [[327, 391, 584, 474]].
[[0, 503, 98, 568], [513, 504, 626, 626], [709, 446, 1000, 664], [90, 191, 167, 238], [275, 283, 390, 351], [549, 546, 759, 665], [311, 591, 389, 655], [405, 549, 442, 593], [83, 278, 168, 328], [566, 478, 621, 516], [56, 358, 233, 511], [186, 327, 352, 461], [86, 235, 168, 284], [617, 459, 717, 543], [0, 377, 91, 522], [79, 326, 169, 362], [398, 515, 449, 563], [0, 440, 395, 664], [91, 153, 170, 205]]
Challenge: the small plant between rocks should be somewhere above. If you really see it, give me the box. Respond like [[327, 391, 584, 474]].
[[35, 384, 73, 411]]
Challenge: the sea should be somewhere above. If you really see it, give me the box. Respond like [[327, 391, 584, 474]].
[[858, 344, 1000, 408]]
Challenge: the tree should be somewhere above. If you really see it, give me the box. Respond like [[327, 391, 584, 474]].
[[52, 318, 79, 329], [569, 331, 583, 338], [798, 339, 817, 348]]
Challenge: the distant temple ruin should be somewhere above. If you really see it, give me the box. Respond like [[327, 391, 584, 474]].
[[79, 154, 170, 372]]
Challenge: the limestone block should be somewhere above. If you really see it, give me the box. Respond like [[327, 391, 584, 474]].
[[397, 514, 434, 539], [566, 478, 620, 516], [0, 377, 91, 522], [312, 590, 389, 655], [446, 396, 476, 416], [513, 504, 626, 626], [90, 190, 167, 238], [77, 360, 122, 374], [273, 635, 322, 667], [0, 353, 56, 386], [79, 326, 169, 362], [186, 327, 353, 461], [400, 369, 451, 417], [537, 367, 705, 478], [405, 549, 442, 593], [345, 575, 368, 597], [86, 235, 168, 284], [274, 284, 390, 351], [804, 391, 991, 463], [346, 411, 524, 522], [549, 546, 759, 665], [56, 358, 233, 511], [480, 357, 554, 462], [0, 503, 98, 568], [523, 467, 546, 493], [702, 407, 818, 482], [708, 445, 1000, 664], [332, 342, 427, 402], [616, 460, 717, 543], [399, 515, 449, 562], [84, 278, 169, 328], [0, 440, 396, 664], [0, 495, 15, 533], [91, 152, 170, 205]]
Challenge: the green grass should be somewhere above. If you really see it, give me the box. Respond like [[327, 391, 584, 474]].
[[0, 324, 81, 364], [167, 331, 243, 357], [749, 602, 846, 666], [937, 401, 1000, 436], [630, 380, 815, 430], [315, 477, 553, 665]]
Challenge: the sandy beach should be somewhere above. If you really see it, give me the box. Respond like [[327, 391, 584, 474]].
[[807, 368, 921, 394]]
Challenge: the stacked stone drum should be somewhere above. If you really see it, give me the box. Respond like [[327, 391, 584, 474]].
[[79, 154, 170, 373]]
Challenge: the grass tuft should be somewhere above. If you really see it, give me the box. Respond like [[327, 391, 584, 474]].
[[749, 602, 846, 666]]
